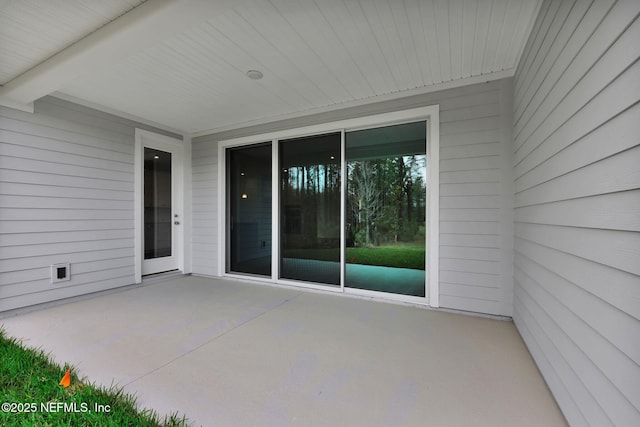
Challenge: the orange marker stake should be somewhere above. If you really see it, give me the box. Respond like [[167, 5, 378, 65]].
[[59, 369, 71, 388]]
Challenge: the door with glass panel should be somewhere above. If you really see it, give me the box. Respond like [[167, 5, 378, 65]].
[[142, 145, 181, 275], [227, 143, 272, 276], [279, 133, 341, 285], [344, 122, 427, 297]]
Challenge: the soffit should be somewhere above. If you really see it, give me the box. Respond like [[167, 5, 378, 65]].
[[1, 0, 542, 134]]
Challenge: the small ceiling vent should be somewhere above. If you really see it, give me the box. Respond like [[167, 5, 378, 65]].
[[246, 70, 263, 80]]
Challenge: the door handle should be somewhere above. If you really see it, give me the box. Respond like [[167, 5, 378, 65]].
[[174, 221, 180, 225]]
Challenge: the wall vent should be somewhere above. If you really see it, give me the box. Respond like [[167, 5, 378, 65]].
[[51, 263, 70, 283]]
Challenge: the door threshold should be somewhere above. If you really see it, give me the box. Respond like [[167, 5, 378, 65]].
[[142, 270, 184, 284]]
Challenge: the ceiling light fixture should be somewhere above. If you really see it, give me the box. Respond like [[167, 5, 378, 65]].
[[246, 70, 264, 80]]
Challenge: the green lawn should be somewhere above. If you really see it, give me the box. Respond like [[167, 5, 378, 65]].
[[0, 330, 188, 426], [347, 244, 425, 270], [284, 243, 425, 270]]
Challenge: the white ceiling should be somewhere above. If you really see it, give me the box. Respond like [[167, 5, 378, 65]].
[[0, 0, 145, 85], [0, 0, 542, 135]]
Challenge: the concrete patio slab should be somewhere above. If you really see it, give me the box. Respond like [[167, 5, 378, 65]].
[[1, 275, 566, 426]]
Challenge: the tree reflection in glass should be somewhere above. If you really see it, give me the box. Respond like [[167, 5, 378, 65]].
[[345, 122, 427, 297]]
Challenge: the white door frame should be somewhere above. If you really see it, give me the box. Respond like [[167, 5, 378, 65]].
[[217, 105, 440, 307], [135, 129, 184, 282]]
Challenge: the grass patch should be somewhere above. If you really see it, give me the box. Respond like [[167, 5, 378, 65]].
[[347, 244, 425, 270], [0, 329, 189, 426], [283, 243, 425, 270]]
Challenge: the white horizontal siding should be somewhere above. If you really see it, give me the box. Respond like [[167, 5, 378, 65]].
[[190, 142, 219, 277], [192, 78, 515, 316], [512, 1, 640, 425], [0, 96, 180, 312]]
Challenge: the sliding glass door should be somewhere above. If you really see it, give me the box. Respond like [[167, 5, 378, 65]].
[[226, 143, 272, 276], [222, 112, 433, 302], [279, 133, 341, 285], [344, 122, 427, 297]]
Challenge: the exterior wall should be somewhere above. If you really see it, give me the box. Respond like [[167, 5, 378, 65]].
[[191, 136, 219, 277], [192, 78, 515, 316], [0, 96, 180, 312], [512, 0, 640, 425]]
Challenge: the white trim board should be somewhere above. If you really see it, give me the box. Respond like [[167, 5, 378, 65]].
[[217, 105, 440, 308]]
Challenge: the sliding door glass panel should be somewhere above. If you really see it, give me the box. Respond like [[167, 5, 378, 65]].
[[144, 147, 172, 259], [345, 122, 426, 297], [227, 143, 272, 276], [280, 133, 341, 285]]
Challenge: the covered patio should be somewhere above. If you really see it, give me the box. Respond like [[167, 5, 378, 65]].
[[1, 275, 565, 426], [1, 0, 638, 425]]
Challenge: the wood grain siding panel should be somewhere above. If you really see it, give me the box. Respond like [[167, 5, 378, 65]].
[[514, 238, 640, 322], [1, 229, 133, 246], [440, 169, 501, 184], [1, 183, 133, 201], [515, 145, 640, 207], [440, 270, 501, 288], [439, 208, 500, 222], [515, 0, 638, 156], [449, 69, 515, 314], [0, 142, 133, 173], [515, 191, 640, 231], [0, 97, 177, 312], [439, 195, 502, 209], [0, 239, 133, 260], [0, 156, 133, 182], [190, 134, 219, 277], [513, 0, 558, 91], [0, 124, 132, 163], [440, 141, 502, 159], [516, 267, 638, 425], [0, 277, 136, 313], [514, 287, 615, 427], [515, 253, 640, 370], [515, 57, 640, 175], [192, 78, 514, 315], [440, 221, 501, 235], [513, 0, 589, 121], [0, 257, 133, 287], [0, 169, 133, 191], [514, 102, 640, 193], [439, 234, 500, 248], [513, 296, 588, 426], [513, 1, 640, 425], [514, 0, 615, 141], [2, 267, 134, 299], [516, 223, 640, 276], [440, 156, 502, 172]]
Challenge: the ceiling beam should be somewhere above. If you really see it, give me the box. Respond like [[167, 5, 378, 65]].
[[0, 0, 237, 111]]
